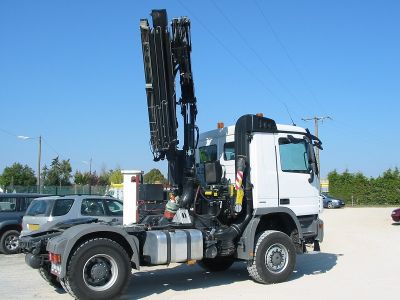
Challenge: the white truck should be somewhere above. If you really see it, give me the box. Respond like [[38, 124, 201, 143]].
[[20, 9, 324, 300]]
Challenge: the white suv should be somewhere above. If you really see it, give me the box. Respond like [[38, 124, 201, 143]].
[[21, 195, 123, 235]]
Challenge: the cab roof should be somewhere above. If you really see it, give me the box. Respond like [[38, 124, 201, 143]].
[[199, 123, 307, 140]]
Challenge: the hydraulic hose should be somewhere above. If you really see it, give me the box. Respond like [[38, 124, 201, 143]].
[[179, 177, 195, 208], [213, 193, 253, 241]]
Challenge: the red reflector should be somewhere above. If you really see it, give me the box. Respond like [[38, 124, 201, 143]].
[[49, 252, 61, 264]]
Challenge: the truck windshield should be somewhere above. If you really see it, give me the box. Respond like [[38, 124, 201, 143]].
[[26, 199, 53, 216]]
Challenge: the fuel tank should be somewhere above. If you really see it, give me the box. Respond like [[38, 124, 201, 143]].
[[143, 229, 203, 265]]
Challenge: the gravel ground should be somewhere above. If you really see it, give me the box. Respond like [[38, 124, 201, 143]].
[[0, 207, 398, 299]]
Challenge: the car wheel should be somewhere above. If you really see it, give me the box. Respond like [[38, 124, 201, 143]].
[[247, 230, 296, 284], [64, 238, 131, 300], [198, 256, 235, 272], [327, 202, 334, 209], [0, 230, 20, 254]]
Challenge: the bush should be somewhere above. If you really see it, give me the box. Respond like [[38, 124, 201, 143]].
[[328, 168, 400, 205]]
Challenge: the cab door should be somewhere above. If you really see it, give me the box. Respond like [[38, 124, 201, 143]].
[[275, 133, 320, 216]]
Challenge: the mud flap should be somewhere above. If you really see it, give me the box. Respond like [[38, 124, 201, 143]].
[[313, 240, 321, 251]]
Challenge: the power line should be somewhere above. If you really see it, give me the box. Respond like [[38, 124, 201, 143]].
[[0, 127, 17, 137], [254, 0, 324, 113], [41, 137, 59, 156], [177, 0, 296, 123], [210, 0, 306, 118]]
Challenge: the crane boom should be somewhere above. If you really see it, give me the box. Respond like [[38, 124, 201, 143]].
[[140, 9, 197, 204]]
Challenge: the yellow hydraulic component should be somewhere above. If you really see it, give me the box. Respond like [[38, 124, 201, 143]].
[[229, 184, 235, 197], [204, 190, 212, 196], [235, 189, 244, 209], [234, 169, 244, 213]]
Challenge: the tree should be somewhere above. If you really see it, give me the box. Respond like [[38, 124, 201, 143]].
[[98, 170, 110, 186], [0, 163, 37, 187], [327, 168, 400, 205], [109, 169, 123, 184], [143, 168, 167, 184], [74, 171, 90, 185], [42, 157, 72, 186]]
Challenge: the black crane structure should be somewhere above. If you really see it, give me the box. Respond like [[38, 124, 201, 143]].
[[140, 9, 198, 204]]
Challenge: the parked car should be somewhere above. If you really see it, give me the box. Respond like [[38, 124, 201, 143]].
[[21, 195, 123, 235], [391, 208, 400, 222], [0, 193, 49, 254], [322, 194, 345, 209]]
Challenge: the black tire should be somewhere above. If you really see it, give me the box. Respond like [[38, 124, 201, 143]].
[[247, 230, 296, 284], [59, 278, 73, 295], [198, 256, 235, 272], [327, 202, 334, 209], [39, 265, 62, 289], [64, 238, 130, 300], [0, 230, 20, 254]]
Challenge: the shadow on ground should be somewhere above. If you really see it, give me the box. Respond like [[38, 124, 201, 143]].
[[121, 252, 341, 299], [54, 287, 67, 294], [122, 262, 248, 299], [392, 222, 400, 226], [291, 252, 341, 280]]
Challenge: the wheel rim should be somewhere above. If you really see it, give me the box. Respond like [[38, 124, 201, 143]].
[[328, 203, 333, 208], [5, 234, 19, 251], [83, 254, 119, 292], [264, 243, 289, 274]]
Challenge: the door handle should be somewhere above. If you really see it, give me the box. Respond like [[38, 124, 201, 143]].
[[280, 198, 290, 205]]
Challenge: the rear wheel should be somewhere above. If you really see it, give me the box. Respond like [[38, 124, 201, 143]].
[[39, 264, 62, 289], [64, 238, 130, 300], [327, 202, 334, 209], [0, 230, 20, 254], [198, 256, 235, 272], [247, 230, 296, 284]]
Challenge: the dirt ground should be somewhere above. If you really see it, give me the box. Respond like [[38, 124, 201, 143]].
[[0, 207, 398, 300]]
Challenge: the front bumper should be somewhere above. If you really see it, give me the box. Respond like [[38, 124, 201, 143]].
[[331, 201, 345, 208]]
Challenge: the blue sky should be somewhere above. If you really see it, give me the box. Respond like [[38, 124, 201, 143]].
[[1, 0, 399, 179]]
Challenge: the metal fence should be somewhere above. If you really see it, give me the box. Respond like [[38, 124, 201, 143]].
[[1, 185, 109, 196]]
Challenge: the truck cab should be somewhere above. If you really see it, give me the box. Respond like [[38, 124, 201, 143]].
[[197, 122, 322, 217]]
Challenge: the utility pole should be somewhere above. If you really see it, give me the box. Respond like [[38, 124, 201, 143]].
[[38, 135, 42, 193], [89, 157, 92, 195], [302, 116, 331, 179], [18, 134, 42, 193]]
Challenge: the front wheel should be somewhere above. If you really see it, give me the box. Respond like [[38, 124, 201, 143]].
[[198, 256, 235, 272], [247, 230, 296, 284], [64, 238, 131, 300]]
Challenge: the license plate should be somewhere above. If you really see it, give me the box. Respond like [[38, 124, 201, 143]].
[[28, 224, 40, 231]]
